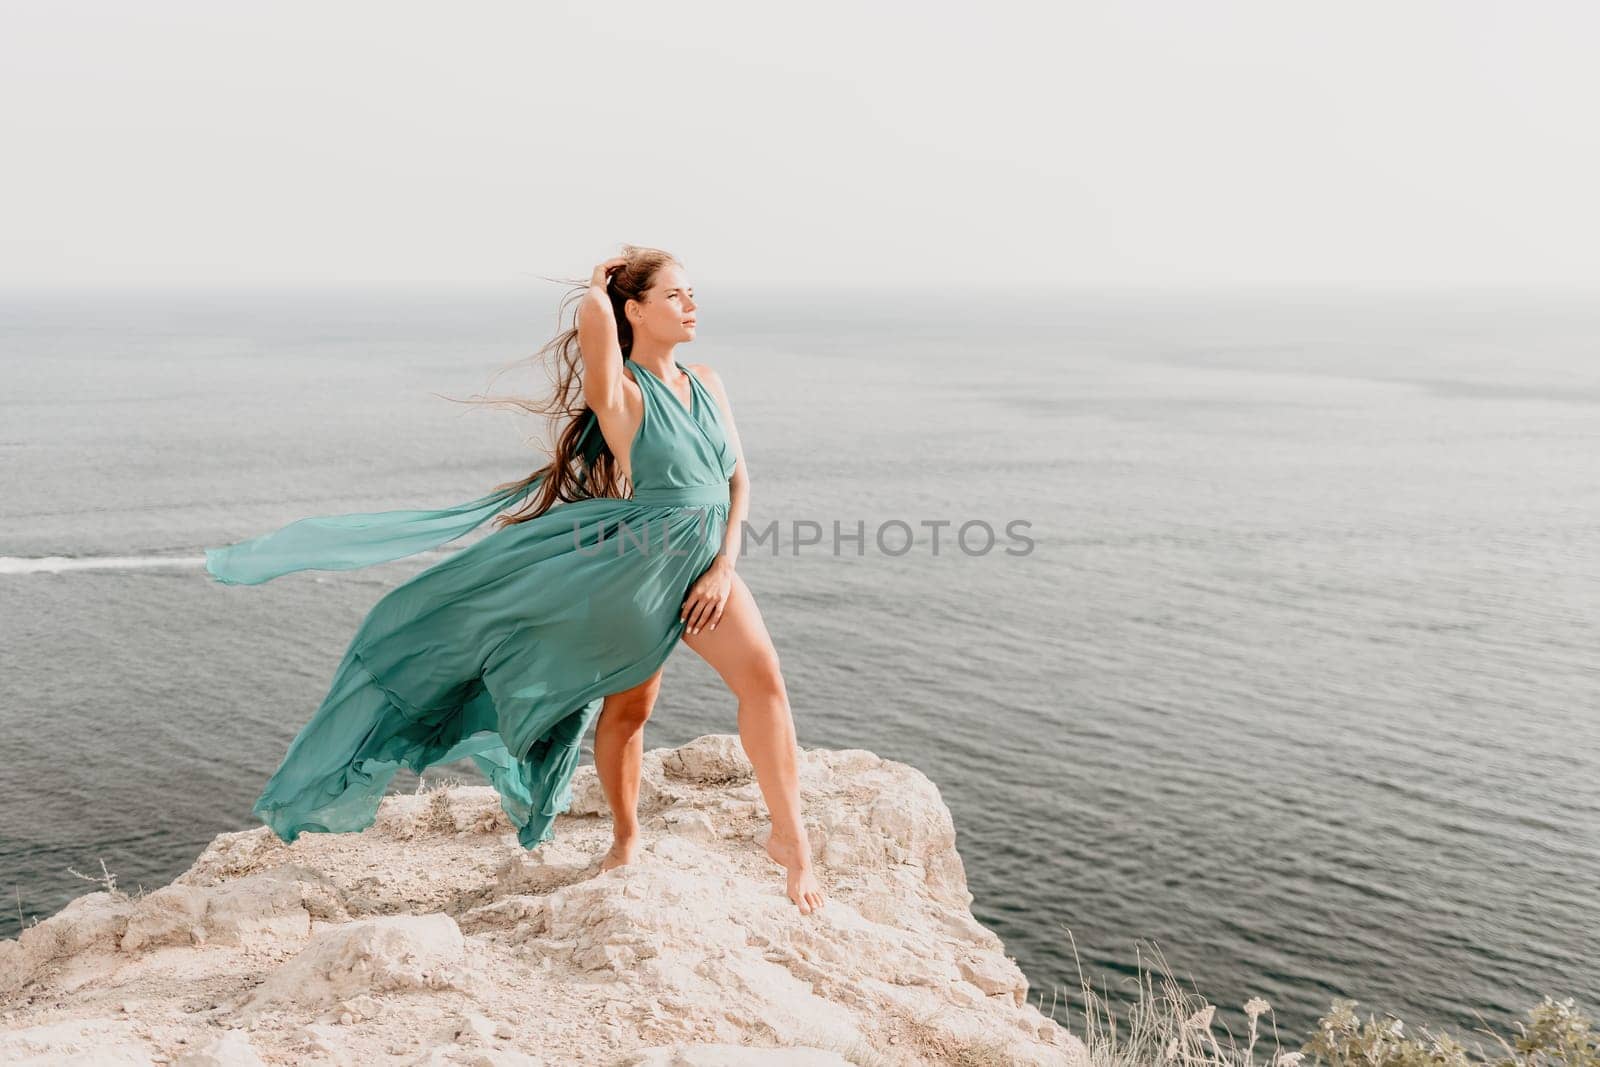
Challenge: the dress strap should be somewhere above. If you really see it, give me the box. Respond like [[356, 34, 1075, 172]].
[[623, 357, 648, 391]]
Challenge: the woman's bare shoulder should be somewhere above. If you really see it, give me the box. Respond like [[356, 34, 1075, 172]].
[[685, 362, 726, 395]]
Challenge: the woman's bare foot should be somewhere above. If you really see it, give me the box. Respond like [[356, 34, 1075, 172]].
[[599, 830, 640, 872], [764, 833, 826, 915]]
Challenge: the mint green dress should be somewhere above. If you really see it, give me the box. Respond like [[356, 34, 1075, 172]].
[[204, 359, 735, 849]]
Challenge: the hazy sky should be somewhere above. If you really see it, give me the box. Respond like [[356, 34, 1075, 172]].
[[3, 1, 1597, 288]]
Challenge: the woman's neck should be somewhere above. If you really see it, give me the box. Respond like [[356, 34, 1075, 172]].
[[628, 343, 680, 378]]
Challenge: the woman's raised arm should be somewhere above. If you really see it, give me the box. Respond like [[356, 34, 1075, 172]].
[[576, 256, 629, 414]]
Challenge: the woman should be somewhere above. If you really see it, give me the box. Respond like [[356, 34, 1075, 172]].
[[204, 246, 825, 915]]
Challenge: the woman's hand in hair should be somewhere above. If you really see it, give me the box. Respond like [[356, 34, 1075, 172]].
[[588, 257, 628, 293]]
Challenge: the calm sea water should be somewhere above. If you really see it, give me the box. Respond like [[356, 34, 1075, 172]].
[[1, 283, 1595, 1043]]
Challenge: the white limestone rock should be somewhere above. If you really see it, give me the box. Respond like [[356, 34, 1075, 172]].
[[1, 734, 1086, 1067]]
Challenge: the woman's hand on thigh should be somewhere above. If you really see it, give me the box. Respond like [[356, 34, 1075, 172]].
[[681, 556, 734, 635], [680, 569, 781, 687]]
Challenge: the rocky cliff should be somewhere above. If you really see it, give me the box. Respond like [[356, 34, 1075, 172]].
[[0, 735, 1086, 1066]]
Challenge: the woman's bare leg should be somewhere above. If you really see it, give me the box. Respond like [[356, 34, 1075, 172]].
[[592, 667, 664, 871], [680, 571, 825, 915]]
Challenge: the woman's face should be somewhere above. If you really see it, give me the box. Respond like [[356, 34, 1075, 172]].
[[629, 264, 697, 343]]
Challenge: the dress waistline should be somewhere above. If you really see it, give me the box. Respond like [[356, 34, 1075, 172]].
[[629, 483, 730, 507]]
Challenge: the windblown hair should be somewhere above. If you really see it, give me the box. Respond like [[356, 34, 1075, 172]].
[[441, 245, 682, 528]]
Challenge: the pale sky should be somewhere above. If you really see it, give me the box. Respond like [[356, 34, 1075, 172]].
[[2, 0, 1597, 288]]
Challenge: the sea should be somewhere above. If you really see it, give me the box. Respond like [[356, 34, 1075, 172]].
[[1, 282, 1595, 1045]]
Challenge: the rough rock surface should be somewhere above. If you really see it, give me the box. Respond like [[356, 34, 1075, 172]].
[[1, 735, 1086, 1066]]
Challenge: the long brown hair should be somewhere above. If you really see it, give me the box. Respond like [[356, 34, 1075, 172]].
[[440, 245, 682, 528]]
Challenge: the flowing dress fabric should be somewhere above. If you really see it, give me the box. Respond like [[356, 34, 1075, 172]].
[[204, 360, 736, 849]]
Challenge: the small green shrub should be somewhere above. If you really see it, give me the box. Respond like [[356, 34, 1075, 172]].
[[1044, 936, 1595, 1067], [1303, 995, 1598, 1067]]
